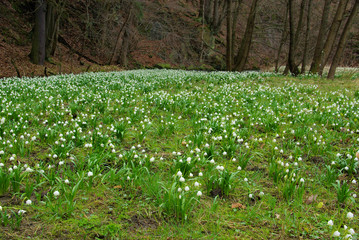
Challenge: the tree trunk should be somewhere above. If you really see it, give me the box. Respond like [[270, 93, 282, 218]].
[[275, 1, 289, 73], [310, 0, 331, 74], [294, 0, 307, 47], [226, 0, 232, 71], [288, 0, 299, 75], [30, 0, 46, 65], [328, 1, 358, 79], [45, 1, 64, 59], [234, 0, 259, 72], [231, 0, 242, 58], [212, 0, 220, 34], [319, 0, 349, 75], [301, 0, 312, 73]]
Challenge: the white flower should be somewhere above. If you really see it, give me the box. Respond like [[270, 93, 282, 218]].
[[332, 231, 340, 237], [178, 188, 182, 192], [53, 190, 60, 197], [349, 228, 355, 234], [300, 178, 304, 183], [198, 172, 203, 177], [177, 171, 182, 177], [25, 200, 32, 205], [344, 234, 352, 239], [249, 194, 253, 198], [64, 179, 70, 184], [210, 159, 215, 164], [184, 186, 190, 191], [328, 220, 334, 226], [237, 166, 242, 170], [194, 182, 200, 187], [0, 206, 2, 211], [88, 171, 93, 177], [347, 212, 354, 219], [18, 209, 26, 215], [150, 157, 155, 162], [189, 173, 193, 177], [179, 177, 185, 182], [127, 176, 130, 181], [352, 179, 357, 184], [259, 191, 264, 197], [197, 191, 202, 197]]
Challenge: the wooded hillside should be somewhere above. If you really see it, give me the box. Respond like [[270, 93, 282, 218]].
[[0, 0, 358, 78]]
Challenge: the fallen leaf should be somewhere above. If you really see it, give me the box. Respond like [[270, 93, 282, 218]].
[[231, 203, 246, 210], [114, 185, 122, 189], [305, 194, 318, 204], [181, 141, 187, 146], [317, 202, 324, 209]]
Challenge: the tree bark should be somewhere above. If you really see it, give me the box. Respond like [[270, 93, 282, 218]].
[[328, 1, 358, 79], [30, 0, 47, 65], [45, 0, 64, 59], [301, 0, 312, 73], [319, 0, 349, 75], [234, 0, 259, 72], [226, 0, 232, 71], [275, 1, 289, 73], [310, 0, 331, 74], [288, 0, 300, 75]]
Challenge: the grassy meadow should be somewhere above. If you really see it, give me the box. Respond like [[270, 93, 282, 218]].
[[0, 70, 358, 239]]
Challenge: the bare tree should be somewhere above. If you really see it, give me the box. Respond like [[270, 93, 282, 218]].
[[301, 0, 312, 73], [30, 0, 47, 65], [233, 0, 260, 71], [310, 0, 332, 74], [319, 0, 350, 75], [328, 0, 358, 79], [226, 0, 233, 71]]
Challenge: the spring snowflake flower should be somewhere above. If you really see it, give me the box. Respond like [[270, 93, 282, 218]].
[[127, 176, 131, 181], [53, 191, 60, 197], [185, 186, 190, 191], [0, 206, 2, 211], [194, 182, 200, 187], [300, 178, 305, 183], [198, 172, 203, 177], [177, 171, 182, 177], [25, 200, 32, 205], [237, 166, 242, 170], [18, 210, 26, 215], [178, 188, 182, 192], [349, 229, 355, 234], [328, 220, 334, 226], [197, 191, 202, 197], [249, 194, 253, 198], [88, 171, 93, 177], [259, 192, 264, 197], [150, 157, 155, 162], [64, 179, 70, 184], [244, 178, 248, 182], [347, 212, 354, 219], [189, 173, 193, 177], [332, 231, 340, 237], [352, 179, 357, 184], [179, 177, 185, 182]]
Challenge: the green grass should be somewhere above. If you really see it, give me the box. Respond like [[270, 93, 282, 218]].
[[0, 69, 358, 239]]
